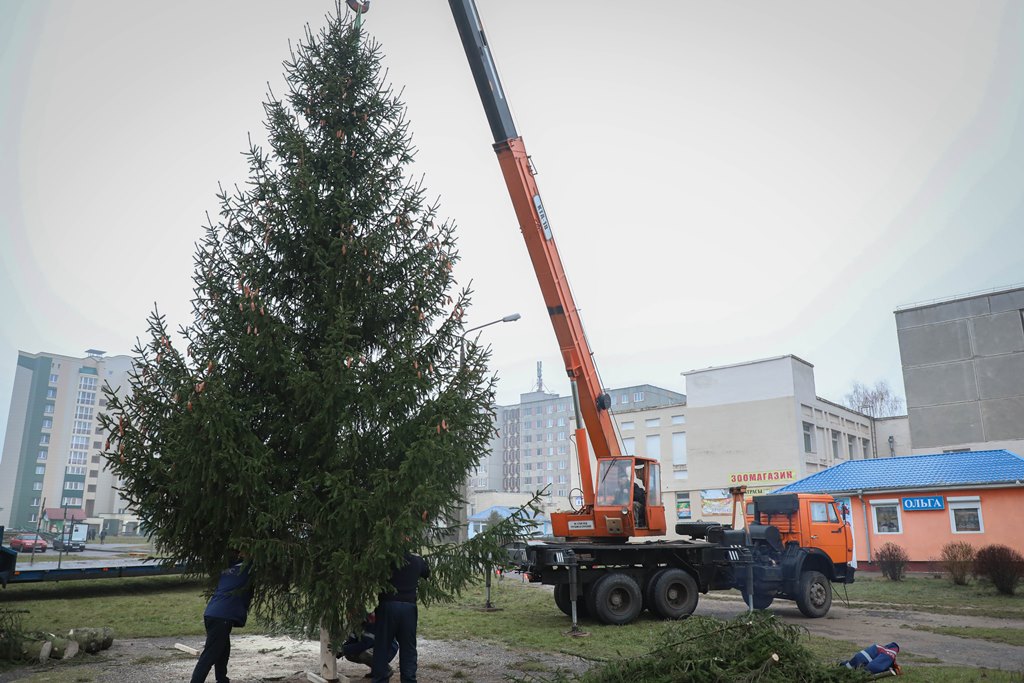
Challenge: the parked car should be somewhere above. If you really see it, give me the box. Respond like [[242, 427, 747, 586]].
[[10, 534, 47, 553], [52, 535, 85, 552]]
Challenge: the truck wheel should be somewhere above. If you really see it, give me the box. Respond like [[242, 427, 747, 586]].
[[553, 583, 590, 618], [646, 569, 698, 620], [795, 570, 831, 618], [740, 589, 775, 610], [588, 572, 643, 625]]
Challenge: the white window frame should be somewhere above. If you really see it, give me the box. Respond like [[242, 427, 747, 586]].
[[671, 414, 686, 425], [634, 391, 644, 402], [870, 498, 903, 534], [621, 421, 635, 431], [802, 422, 815, 453], [948, 496, 984, 534], [645, 418, 660, 428]]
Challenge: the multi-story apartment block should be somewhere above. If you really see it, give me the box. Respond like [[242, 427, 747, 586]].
[[894, 285, 1024, 454], [0, 350, 137, 534]]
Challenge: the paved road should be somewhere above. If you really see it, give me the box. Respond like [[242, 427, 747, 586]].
[[694, 592, 1024, 670]]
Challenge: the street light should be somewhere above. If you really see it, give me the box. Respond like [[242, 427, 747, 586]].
[[460, 313, 521, 365], [458, 313, 521, 543]]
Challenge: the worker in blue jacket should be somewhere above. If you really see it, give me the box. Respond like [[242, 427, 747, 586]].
[[190, 553, 253, 683], [371, 551, 430, 683]]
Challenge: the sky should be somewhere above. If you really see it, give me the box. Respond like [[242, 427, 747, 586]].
[[1, 1, 1023, 446]]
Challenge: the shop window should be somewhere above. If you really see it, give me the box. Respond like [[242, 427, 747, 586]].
[[948, 497, 983, 533], [871, 501, 902, 534]]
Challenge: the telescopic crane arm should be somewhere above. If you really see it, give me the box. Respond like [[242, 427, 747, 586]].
[[449, 2, 621, 510]]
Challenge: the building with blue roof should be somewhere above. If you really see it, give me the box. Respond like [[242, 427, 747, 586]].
[[773, 450, 1024, 568]]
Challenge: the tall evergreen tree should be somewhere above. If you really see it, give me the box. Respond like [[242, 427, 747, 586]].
[[99, 5, 537, 638]]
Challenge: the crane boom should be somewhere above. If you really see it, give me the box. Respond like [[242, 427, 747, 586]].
[[449, 0, 620, 476]]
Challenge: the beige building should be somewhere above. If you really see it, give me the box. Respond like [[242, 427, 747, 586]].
[[674, 355, 873, 536], [0, 350, 139, 535]]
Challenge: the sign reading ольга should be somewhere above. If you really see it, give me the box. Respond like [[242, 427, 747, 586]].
[[902, 495, 945, 511]]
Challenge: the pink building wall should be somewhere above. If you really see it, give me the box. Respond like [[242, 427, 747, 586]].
[[846, 486, 1023, 566]]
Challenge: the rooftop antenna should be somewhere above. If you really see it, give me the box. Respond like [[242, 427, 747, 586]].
[[534, 361, 550, 393]]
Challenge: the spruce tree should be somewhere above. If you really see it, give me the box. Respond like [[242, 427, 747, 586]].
[[99, 5, 537, 638]]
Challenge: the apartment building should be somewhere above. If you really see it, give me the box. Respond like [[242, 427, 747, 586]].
[[894, 285, 1024, 454], [0, 350, 137, 533]]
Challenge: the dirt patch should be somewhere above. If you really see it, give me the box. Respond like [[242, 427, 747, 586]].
[[0, 634, 591, 682]]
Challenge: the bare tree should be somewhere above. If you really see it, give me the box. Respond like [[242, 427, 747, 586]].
[[843, 380, 905, 417]]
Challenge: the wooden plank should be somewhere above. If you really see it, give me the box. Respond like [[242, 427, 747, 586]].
[[174, 643, 201, 656]]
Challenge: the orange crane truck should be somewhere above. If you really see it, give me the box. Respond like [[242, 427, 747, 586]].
[[448, 0, 854, 625]]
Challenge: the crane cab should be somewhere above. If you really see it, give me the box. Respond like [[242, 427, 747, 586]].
[[551, 457, 666, 539]]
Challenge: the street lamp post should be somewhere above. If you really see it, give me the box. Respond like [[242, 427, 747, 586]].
[[458, 313, 521, 543]]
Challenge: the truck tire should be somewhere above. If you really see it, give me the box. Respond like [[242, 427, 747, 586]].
[[740, 589, 775, 610], [587, 572, 643, 625], [553, 583, 590, 618], [795, 570, 831, 618], [646, 568, 698, 620]]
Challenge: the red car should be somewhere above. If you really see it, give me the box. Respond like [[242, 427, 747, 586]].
[[10, 534, 47, 553]]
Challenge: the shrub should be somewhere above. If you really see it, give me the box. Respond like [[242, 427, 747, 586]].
[[874, 542, 909, 581], [974, 544, 1024, 595], [940, 541, 976, 586]]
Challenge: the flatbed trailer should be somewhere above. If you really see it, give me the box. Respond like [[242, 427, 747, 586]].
[[517, 539, 753, 625], [0, 545, 185, 587]]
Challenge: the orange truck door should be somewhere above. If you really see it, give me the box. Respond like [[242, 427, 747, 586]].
[[806, 498, 850, 565]]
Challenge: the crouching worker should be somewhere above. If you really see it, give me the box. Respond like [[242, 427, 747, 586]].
[[191, 551, 253, 683], [338, 613, 399, 677], [839, 641, 900, 675]]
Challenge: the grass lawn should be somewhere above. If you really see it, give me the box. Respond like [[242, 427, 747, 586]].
[[838, 573, 1024, 619], [914, 625, 1024, 647], [2, 574, 1023, 682]]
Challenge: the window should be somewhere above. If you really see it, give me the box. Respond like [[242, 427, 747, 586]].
[[71, 435, 90, 449], [949, 497, 983, 533], [557, 445, 567, 455], [862, 438, 870, 459], [557, 417, 566, 427], [621, 421, 635, 431], [64, 481, 85, 491], [645, 434, 661, 458], [44, 403, 55, 414], [622, 437, 636, 455], [93, 441, 103, 449], [847, 435, 857, 460], [95, 425, 104, 434], [41, 418, 52, 430], [831, 430, 841, 458], [557, 403, 566, 412], [89, 470, 99, 478], [557, 431, 566, 441], [871, 500, 902, 534], [671, 414, 686, 425], [46, 387, 57, 399], [49, 373, 59, 384], [557, 475, 566, 484], [557, 488, 566, 497], [31, 498, 40, 507], [634, 392, 645, 402], [35, 465, 45, 475], [75, 406, 94, 420], [73, 420, 91, 435], [672, 432, 687, 468], [61, 497, 83, 507], [77, 391, 96, 405], [546, 419, 554, 428], [79, 376, 98, 390], [32, 482, 43, 491], [802, 422, 815, 453], [810, 502, 839, 523], [620, 394, 629, 405], [645, 418, 660, 428], [68, 452, 88, 465], [546, 461, 553, 470], [525, 463, 532, 470], [675, 492, 692, 520], [536, 448, 542, 456], [558, 460, 567, 470], [524, 407, 532, 416], [39, 434, 50, 445], [524, 435, 532, 443], [37, 450, 47, 461], [66, 466, 86, 475], [98, 398, 108, 407]]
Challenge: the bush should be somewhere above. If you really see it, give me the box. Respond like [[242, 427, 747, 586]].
[[940, 541, 976, 585], [874, 542, 909, 581], [974, 544, 1024, 595]]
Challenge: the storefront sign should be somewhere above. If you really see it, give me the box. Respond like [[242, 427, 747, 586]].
[[728, 469, 795, 485], [902, 496, 944, 511]]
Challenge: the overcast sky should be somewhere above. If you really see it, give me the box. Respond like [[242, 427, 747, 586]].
[[2, 1, 1022, 446]]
